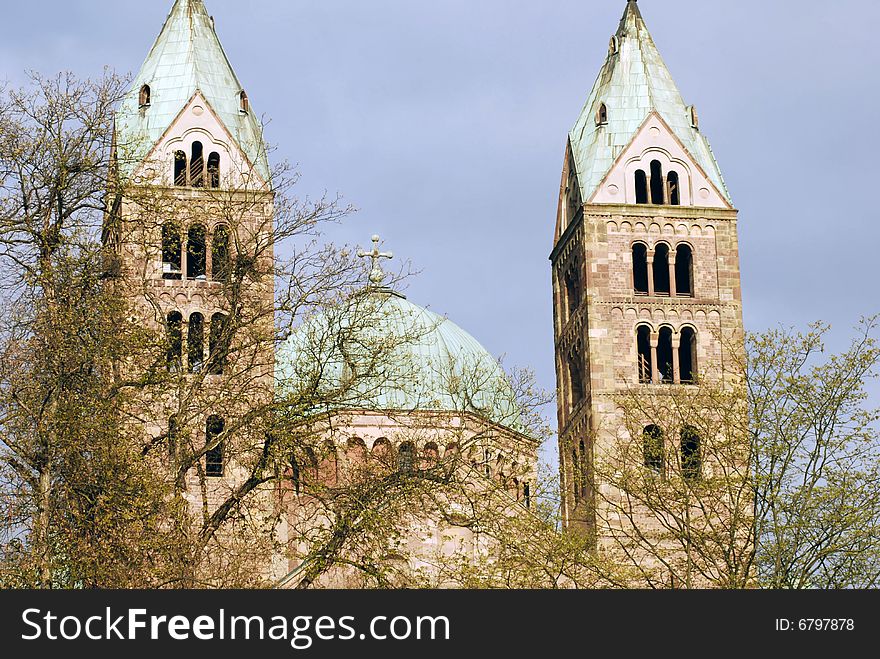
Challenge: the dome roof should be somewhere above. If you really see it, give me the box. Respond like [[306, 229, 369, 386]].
[[276, 289, 521, 430]]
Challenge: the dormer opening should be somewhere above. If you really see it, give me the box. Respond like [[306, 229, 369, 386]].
[[689, 105, 699, 130], [239, 90, 249, 114], [609, 35, 620, 56], [139, 84, 151, 108], [596, 103, 608, 127]]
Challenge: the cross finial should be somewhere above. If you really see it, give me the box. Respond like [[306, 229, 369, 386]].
[[357, 234, 394, 286]]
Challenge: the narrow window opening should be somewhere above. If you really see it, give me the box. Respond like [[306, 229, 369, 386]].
[[689, 105, 699, 130], [239, 90, 249, 113], [596, 103, 608, 126], [681, 427, 701, 480], [679, 327, 698, 384], [372, 438, 393, 469], [168, 415, 180, 462], [637, 325, 652, 384], [398, 442, 416, 474], [524, 483, 531, 509], [650, 160, 665, 205], [564, 264, 581, 319], [207, 152, 220, 188], [139, 84, 151, 108], [173, 151, 188, 187], [208, 313, 228, 376], [568, 351, 585, 409], [635, 169, 648, 204], [166, 312, 183, 371], [643, 425, 664, 473], [187, 224, 207, 279], [632, 243, 649, 295], [571, 447, 581, 503], [578, 439, 588, 500], [423, 442, 440, 469], [211, 225, 231, 282], [653, 243, 671, 295], [675, 244, 694, 297], [346, 437, 368, 471], [319, 441, 338, 487], [657, 326, 674, 384], [667, 171, 680, 206], [190, 141, 204, 188], [161, 223, 182, 279], [187, 313, 204, 373], [205, 416, 225, 477]]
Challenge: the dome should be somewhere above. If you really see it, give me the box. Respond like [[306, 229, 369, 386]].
[[276, 288, 521, 429]]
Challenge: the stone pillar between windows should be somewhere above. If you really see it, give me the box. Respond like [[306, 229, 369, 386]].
[[180, 241, 188, 282], [206, 231, 213, 281], [671, 334, 681, 384], [647, 251, 655, 297], [650, 333, 659, 384], [668, 253, 677, 298]]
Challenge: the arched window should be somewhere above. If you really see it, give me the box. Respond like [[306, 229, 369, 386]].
[[681, 427, 701, 480], [523, 483, 531, 509], [161, 223, 182, 279], [372, 438, 393, 468], [190, 141, 204, 188], [398, 441, 416, 473], [667, 171, 680, 206], [564, 264, 581, 319], [635, 169, 648, 204], [637, 325, 652, 384], [139, 84, 151, 107], [187, 224, 207, 279], [205, 415, 225, 477], [346, 437, 367, 471], [657, 326, 674, 384], [318, 441, 338, 487], [650, 160, 665, 205], [173, 151, 188, 186], [653, 243, 671, 295], [239, 90, 249, 113], [675, 244, 694, 297], [568, 351, 584, 409], [577, 439, 588, 501], [187, 313, 204, 373], [423, 442, 440, 469], [212, 225, 231, 282], [596, 103, 608, 126], [571, 446, 581, 503], [643, 425, 664, 473], [208, 313, 228, 375], [632, 243, 649, 294], [679, 327, 698, 384], [166, 311, 183, 371], [301, 447, 318, 484], [207, 152, 220, 188], [168, 415, 180, 462]]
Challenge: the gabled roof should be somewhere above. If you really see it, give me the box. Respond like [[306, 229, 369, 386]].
[[569, 1, 730, 204], [115, 0, 269, 180]]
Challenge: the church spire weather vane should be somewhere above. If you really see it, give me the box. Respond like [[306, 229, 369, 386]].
[[357, 234, 394, 286]]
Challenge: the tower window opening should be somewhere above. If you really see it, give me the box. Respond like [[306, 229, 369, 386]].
[[139, 84, 151, 108], [372, 438, 393, 469], [187, 224, 207, 279], [650, 160, 665, 205], [524, 483, 531, 509], [679, 326, 698, 384], [675, 243, 694, 297], [239, 90, 249, 113], [161, 222, 182, 279], [568, 351, 585, 409], [653, 243, 671, 295], [173, 151, 187, 186], [632, 243, 649, 295], [571, 447, 581, 503], [212, 224, 231, 282], [689, 105, 699, 130], [319, 441, 338, 487], [564, 263, 581, 319], [208, 313, 228, 376], [667, 170, 680, 206], [168, 415, 180, 462], [643, 425, 664, 473], [681, 427, 701, 480], [205, 415, 225, 477], [657, 326, 674, 384], [190, 141, 204, 188], [398, 441, 416, 474], [637, 325, 652, 384], [187, 313, 204, 373], [577, 439, 589, 501], [207, 152, 220, 188], [423, 442, 440, 469], [596, 103, 608, 126], [346, 437, 368, 471], [635, 169, 648, 204], [166, 311, 183, 372]]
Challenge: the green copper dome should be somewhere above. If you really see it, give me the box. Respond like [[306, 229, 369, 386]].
[[276, 289, 521, 430]]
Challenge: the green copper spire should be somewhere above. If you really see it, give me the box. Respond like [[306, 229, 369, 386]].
[[569, 1, 730, 203], [115, 0, 269, 180]]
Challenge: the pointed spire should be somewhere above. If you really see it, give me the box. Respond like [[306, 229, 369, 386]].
[[568, 1, 730, 203], [115, 0, 269, 180]]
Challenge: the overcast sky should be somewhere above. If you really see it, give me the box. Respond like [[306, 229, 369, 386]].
[[3, 0, 879, 449]]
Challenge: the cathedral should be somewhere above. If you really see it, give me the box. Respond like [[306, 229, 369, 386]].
[[108, 0, 743, 586]]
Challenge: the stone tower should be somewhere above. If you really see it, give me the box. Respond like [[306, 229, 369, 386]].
[[551, 1, 743, 535], [107, 0, 277, 576]]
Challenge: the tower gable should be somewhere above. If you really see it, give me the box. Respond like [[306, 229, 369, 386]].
[[590, 112, 730, 209]]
